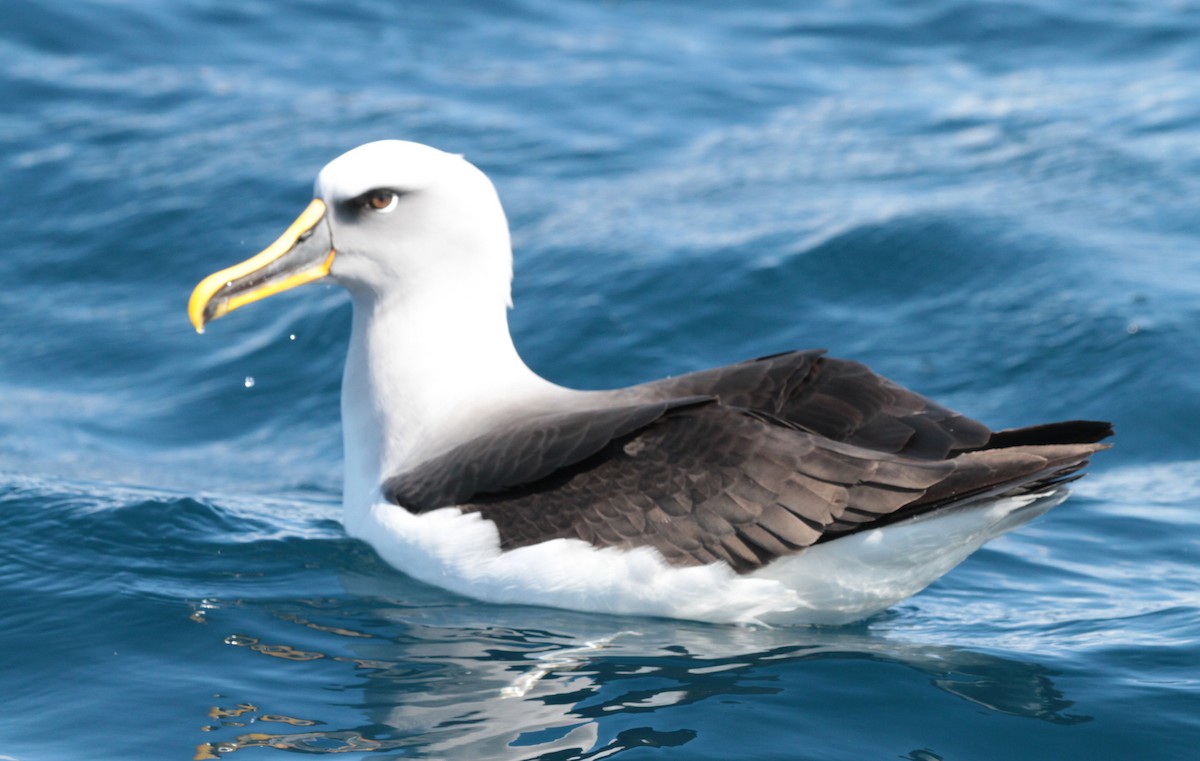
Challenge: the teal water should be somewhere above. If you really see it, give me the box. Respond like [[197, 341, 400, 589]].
[[2, 1, 1199, 758]]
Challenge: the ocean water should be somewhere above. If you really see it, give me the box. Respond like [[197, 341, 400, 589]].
[[2, 0, 1199, 758]]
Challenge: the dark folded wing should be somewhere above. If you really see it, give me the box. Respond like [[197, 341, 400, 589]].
[[383, 396, 712, 511], [389, 401, 1106, 574], [622, 350, 995, 459]]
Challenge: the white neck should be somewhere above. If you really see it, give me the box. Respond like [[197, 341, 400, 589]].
[[339, 283, 561, 515]]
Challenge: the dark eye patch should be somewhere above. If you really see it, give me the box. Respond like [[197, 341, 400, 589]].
[[348, 188, 405, 214]]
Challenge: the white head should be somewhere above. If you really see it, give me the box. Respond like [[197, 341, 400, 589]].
[[319, 140, 514, 308]]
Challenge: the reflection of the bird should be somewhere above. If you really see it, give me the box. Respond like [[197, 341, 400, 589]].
[[195, 569, 1087, 759]]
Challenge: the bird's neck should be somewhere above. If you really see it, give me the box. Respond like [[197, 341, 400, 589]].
[[339, 286, 557, 514]]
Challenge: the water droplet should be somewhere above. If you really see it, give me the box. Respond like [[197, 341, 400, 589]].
[[244, 376, 255, 388]]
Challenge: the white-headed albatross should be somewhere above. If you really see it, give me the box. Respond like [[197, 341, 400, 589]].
[[188, 140, 1111, 625]]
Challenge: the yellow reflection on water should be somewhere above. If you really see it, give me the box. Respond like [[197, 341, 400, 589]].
[[207, 704, 256, 721], [274, 611, 374, 639], [259, 714, 318, 726], [195, 729, 408, 759], [223, 634, 324, 661]]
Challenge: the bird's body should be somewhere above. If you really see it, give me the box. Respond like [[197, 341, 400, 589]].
[[190, 140, 1110, 625]]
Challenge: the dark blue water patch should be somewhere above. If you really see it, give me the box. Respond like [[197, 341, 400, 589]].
[[0, 477, 353, 598], [710, 211, 1049, 336], [523, 208, 1103, 383], [7, 1, 151, 59], [784, 1, 1200, 68]]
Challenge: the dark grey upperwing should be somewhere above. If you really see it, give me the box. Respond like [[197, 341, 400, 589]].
[[383, 397, 713, 512], [621, 350, 1112, 459], [385, 400, 1107, 574], [619, 350, 993, 459]]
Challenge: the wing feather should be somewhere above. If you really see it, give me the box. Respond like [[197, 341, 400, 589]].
[[442, 404, 1105, 573], [623, 350, 993, 458]]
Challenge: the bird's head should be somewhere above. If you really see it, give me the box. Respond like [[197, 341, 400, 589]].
[[188, 140, 514, 333]]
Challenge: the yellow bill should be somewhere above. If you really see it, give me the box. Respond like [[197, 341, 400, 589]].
[[188, 198, 334, 333]]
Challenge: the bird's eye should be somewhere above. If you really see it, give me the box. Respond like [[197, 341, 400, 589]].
[[366, 189, 399, 212]]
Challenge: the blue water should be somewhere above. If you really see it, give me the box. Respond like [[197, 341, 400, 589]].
[[2, 1, 1199, 758]]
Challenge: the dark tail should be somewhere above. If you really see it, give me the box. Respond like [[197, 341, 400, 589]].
[[974, 420, 1114, 450]]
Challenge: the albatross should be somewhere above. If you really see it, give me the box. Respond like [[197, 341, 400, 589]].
[[188, 140, 1111, 625]]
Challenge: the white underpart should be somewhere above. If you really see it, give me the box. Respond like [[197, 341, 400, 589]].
[[346, 488, 1067, 626], [749, 488, 1067, 624]]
